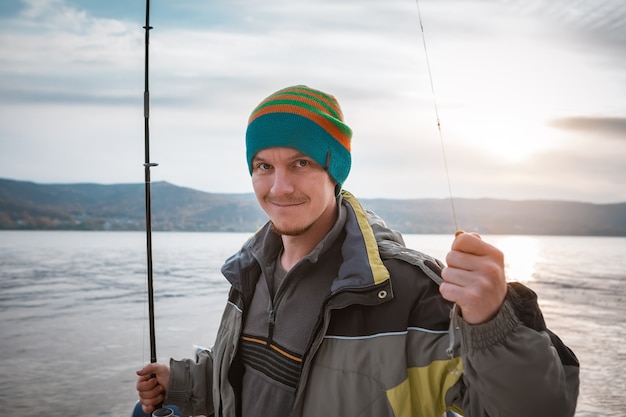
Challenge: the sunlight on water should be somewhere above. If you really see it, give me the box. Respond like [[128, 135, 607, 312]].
[[489, 235, 539, 283], [403, 234, 540, 283]]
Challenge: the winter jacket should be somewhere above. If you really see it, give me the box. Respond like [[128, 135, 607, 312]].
[[165, 190, 579, 417]]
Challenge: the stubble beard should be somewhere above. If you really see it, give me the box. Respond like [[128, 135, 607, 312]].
[[265, 195, 314, 236], [270, 221, 313, 237]]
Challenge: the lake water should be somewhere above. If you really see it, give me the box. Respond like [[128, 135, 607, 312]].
[[0, 231, 624, 417]]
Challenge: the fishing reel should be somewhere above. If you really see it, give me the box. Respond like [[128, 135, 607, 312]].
[[152, 407, 180, 417]]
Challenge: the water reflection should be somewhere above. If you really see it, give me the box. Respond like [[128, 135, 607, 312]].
[[488, 235, 539, 283], [403, 234, 540, 283]]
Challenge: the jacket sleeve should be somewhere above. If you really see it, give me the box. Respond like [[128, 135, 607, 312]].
[[448, 283, 580, 417], [165, 349, 215, 417]]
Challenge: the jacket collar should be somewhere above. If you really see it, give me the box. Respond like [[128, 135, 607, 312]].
[[330, 190, 390, 293], [220, 190, 391, 295]]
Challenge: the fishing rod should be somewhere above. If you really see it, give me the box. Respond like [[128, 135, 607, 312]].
[[141, 10, 178, 417], [143, 0, 158, 368], [143, 2, 179, 417]]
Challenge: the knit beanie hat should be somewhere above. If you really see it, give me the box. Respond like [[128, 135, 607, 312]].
[[246, 85, 353, 189]]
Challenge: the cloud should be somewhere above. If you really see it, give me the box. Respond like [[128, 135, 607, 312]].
[[498, 0, 626, 45], [548, 117, 626, 140], [0, 0, 624, 203], [0, 0, 142, 105]]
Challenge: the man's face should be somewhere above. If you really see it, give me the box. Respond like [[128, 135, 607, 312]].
[[251, 147, 337, 236]]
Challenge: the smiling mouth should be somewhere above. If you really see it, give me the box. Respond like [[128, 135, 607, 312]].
[[272, 203, 304, 210], [267, 198, 306, 207]]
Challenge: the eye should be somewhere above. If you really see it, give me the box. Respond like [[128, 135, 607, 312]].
[[253, 162, 272, 172], [294, 159, 310, 168]]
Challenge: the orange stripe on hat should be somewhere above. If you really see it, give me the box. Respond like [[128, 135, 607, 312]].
[[250, 103, 350, 151]]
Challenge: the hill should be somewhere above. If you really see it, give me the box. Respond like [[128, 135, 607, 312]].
[[1, 178, 624, 236]]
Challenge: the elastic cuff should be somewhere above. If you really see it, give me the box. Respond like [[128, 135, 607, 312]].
[[460, 300, 521, 352], [164, 358, 190, 405]]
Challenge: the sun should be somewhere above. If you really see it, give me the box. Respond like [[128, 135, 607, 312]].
[[447, 106, 561, 163], [471, 115, 554, 162]]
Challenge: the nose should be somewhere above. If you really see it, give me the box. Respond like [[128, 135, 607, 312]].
[[270, 167, 295, 195]]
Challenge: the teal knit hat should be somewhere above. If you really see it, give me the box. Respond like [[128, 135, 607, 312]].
[[246, 85, 353, 189]]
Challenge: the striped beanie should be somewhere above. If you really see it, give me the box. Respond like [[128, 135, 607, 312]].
[[246, 85, 353, 189]]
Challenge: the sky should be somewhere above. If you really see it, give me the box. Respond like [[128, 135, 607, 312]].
[[0, 0, 624, 203]]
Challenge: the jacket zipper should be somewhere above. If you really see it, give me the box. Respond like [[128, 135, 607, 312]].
[[266, 262, 309, 348], [267, 307, 275, 348]]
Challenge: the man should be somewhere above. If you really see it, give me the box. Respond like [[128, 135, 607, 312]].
[[136, 85, 579, 417]]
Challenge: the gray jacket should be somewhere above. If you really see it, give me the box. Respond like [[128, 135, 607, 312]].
[[165, 190, 579, 416]]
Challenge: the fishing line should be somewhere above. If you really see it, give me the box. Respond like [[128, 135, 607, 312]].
[[415, 0, 459, 233]]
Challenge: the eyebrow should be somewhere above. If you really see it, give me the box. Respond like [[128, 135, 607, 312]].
[[252, 151, 310, 164]]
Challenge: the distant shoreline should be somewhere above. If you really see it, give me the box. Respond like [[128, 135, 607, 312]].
[[1, 178, 625, 236]]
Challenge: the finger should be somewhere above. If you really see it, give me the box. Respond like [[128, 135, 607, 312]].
[[441, 263, 467, 286], [454, 230, 482, 239], [445, 250, 481, 273], [439, 280, 474, 304], [136, 373, 162, 393], [138, 383, 164, 401], [454, 230, 481, 239], [136, 377, 154, 391], [452, 233, 498, 258], [451, 231, 480, 250], [438, 281, 455, 304], [136, 372, 154, 384], [445, 248, 495, 277], [441, 265, 494, 295], [136, 363, 160, 377], [141, 398, 163, 415], [445, 252, 505, 284]]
